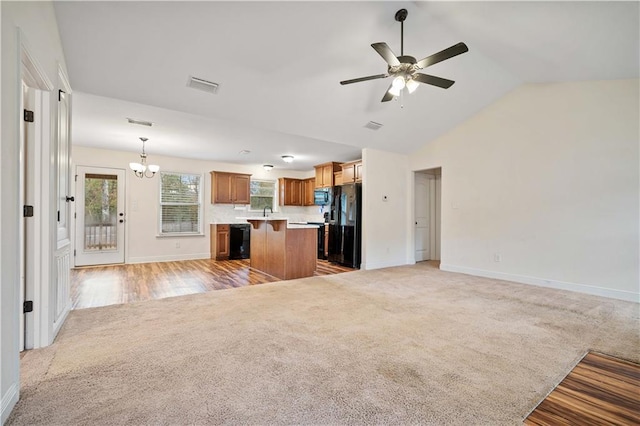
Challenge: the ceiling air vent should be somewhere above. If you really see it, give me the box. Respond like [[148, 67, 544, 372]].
[[127, 118, 153, 127], [187, 76, 219, 94], [364, 121, 383, 131]]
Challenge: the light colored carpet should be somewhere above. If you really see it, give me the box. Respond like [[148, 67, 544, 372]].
[[7, 262, 639, 425]]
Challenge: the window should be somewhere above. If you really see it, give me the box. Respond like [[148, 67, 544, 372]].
[[250, 179, 276, 211], [159, 172, 202, 234]]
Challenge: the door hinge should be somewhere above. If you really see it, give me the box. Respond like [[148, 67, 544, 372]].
[[57, 210, 60, 222], [23, 205, 34, 217], [74, 212, 77, 219], [74, 249, 76, 256], [75, 174, 78, 182], [23, 300, 33, 313], [24, 109, 34, 123], [58, 89, 65, 102]]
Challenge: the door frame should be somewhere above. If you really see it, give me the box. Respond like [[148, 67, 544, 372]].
[[413, 168, 442, 263], [20, 31, 55, 350], [74, 166, 126, 266]]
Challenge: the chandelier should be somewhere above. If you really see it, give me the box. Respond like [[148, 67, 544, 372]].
[[129, 137, 159, 178]]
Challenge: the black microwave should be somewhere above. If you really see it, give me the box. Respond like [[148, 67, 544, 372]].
[[314, 188, 331, 205]]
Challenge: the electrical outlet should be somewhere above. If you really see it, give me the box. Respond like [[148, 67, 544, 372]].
[[494, 253, 501, 262]]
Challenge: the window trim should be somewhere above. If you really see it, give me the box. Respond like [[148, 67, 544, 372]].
[[158, 171, 204, 236]]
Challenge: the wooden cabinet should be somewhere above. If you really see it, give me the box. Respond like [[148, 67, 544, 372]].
[[280, 177, 316, 206], [211, 171, 251, 204], [279, 178, 303, 206], [341, 160, 363, 184], [314, 162, 342, 188], [303, 178, 315, 206], [210, 224, 230, 260], [333, 171, 343, 186]]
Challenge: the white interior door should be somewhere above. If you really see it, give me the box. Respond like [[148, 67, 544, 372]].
[[415, 173, 430, 262], [75, 166, 126, 266]]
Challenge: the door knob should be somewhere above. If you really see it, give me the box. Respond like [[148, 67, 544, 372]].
[[119, 219, 124, 223], [119, 212, 124, 216], [66, 196, 75, 202]]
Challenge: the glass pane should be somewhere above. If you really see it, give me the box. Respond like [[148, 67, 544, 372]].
[[161, 173, 200, 203], [161, 205, 200, 233], [83, 174, 118, 251], [250, 196, 274, 210], [250, 179, 275, 210]]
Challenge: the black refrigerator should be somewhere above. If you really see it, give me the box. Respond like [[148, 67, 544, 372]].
[[328, 183, 362, 269]]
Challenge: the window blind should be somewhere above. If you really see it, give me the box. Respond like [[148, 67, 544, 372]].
[[160, 172, 201, 234]]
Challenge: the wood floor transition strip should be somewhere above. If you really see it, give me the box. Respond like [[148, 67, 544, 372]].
[[525, 352, 640, 425]]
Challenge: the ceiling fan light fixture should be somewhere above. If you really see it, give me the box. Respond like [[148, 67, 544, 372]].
[[406, 79, 419, 94], [392, 76, 406, 90]]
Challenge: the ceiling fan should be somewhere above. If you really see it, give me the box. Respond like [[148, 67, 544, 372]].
[[340, 8, 469, 102]]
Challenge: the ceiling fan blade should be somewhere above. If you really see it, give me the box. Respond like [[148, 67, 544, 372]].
[[340, 74, 388, 85], [371, 42, 401, 67], [413, 73, 455, 89], [416, 42, 469, 69], [381, 84, 394, 102]]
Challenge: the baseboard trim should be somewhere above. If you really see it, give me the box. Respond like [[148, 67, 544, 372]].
[[362, 258, 407, 270], [440, 263, 639, 302], [127, 253, 211, 264], [1, 382, 19, 424]]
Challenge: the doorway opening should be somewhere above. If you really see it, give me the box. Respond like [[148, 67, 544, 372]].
[[414, 168, 441, 265]]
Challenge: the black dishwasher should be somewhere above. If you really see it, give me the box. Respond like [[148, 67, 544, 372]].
[[229, 224, 250, 259]]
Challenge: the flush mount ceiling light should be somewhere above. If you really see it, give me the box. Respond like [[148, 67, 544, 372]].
[[339, 8, 468, 102], [239, 150, 251, 155], [129, 137, 159, 178], [281, 155, 294, 163], [263, 164, 274, 171], [364, 121, 383, 131], [127, 117, 153, 127]]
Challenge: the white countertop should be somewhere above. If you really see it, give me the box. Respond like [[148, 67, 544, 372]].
[[234, 217, 321, 229]]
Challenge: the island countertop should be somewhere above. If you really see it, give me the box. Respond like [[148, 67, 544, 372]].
[[236, 217, 321, 229]]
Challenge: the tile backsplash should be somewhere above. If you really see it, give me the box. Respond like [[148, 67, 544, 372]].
[[208, 204, 326, 224]]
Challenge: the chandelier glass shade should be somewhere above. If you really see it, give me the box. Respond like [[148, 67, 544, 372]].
[[129, 137, 159, 178]]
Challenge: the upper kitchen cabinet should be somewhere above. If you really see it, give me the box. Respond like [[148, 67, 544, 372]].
[[211, 171, 251, 204], [341, 160, 363, 184], [279, 178, 303, 206], [303, 178, 315, 206], [314, 162, 342, 188]]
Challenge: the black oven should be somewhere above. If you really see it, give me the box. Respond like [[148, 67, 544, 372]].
[[307, 222, 327, 259]]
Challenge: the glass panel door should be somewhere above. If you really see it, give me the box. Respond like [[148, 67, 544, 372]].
[[75, 166, 125, 266]]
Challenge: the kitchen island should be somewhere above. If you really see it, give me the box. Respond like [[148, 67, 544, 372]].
[[241, 218, 318, 280]]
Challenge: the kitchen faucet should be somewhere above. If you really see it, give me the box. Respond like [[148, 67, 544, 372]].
[[263, 206, 273, 217]]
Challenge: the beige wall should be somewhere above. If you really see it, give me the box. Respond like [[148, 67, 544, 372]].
[[72, 146, 319, 263], [410, 79, 639, 301]]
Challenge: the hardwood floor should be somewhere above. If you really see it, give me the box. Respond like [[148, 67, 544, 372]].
[[71, 259, 355, 309], [525, 352, 640, 425]]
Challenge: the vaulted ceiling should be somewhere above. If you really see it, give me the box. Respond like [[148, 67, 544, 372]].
[[54, 1, 639, 171]]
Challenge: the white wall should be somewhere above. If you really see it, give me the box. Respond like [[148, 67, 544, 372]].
[[410, 80, 640, 301], [361, 148, 411, 270], [72, 146, 321, 264], [1, 1, 69, 421]]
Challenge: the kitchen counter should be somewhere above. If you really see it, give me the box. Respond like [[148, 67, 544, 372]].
[[241, 218, 317, 280], [235, 217, 321, 229]]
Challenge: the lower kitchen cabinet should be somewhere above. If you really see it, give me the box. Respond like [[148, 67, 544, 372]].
[[210, 224, 230, 260]]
